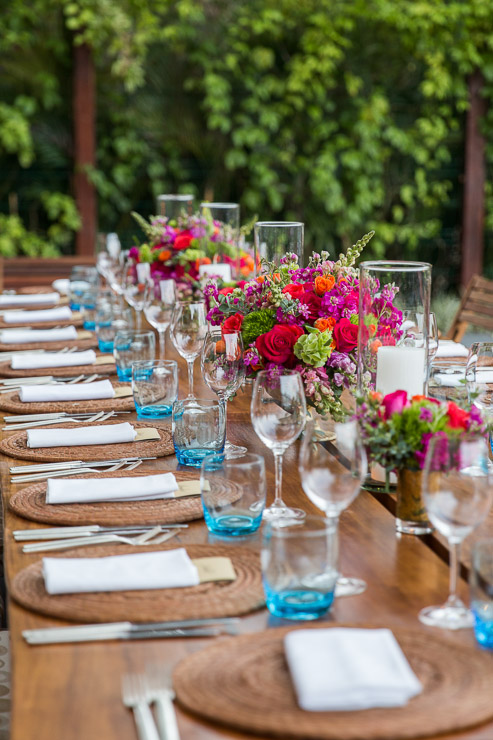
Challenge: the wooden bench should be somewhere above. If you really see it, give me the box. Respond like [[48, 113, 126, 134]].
[[0, 256, 96, 292], [446, 274, 493, 342]]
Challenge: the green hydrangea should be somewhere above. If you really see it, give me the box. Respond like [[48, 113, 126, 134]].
[[139, 243, 153, 262], [241, 309, 276, 346], [294, 328, 333, 367]]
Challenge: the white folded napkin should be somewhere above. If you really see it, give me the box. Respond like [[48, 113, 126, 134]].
[[284, 628, 422, 712], [19, 379, 115, 403], [435, 341, 469, 358], [27, 422, 136, 448], [0, 326, 78, 344], [0, 292, 60, 307], [433, 373, 465, 387], [46, 472, 179, 504], [43, 548, 200, 594], [52, 279, 70, 295], [2, 306, 73, 324], [11, 350, 97, 370]]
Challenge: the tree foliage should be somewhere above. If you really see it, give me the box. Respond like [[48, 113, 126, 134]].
[[0, 0, 492, 288]]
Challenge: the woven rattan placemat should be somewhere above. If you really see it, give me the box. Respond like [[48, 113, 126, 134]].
[[9, 469, 204, 526], [10, 543, 263, 623], [0, 337, 96, 352], [0, 358, 116, 378], [173, 623, 493, 740], [0, 315, 83, 330], [0, 421, 174, 462], [0, 383, 134, 414]]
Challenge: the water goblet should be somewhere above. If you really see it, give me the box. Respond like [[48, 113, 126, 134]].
[[299, 419, 368, 597], [123, 260, 151, 330], [419, 434, 493, 629], [144, 279, 176, 359], [170, 301, 207, 399], [69, 266, 98, 311], [251, 369, 306, 521], [201, 329, 246, 459]]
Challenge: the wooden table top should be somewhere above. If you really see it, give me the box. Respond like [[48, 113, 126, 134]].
[[1, 337, 492, 740]]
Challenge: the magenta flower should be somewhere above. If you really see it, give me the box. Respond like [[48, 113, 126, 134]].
[[382, 390, 409, 420]]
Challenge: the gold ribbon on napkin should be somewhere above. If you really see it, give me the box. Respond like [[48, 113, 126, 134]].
[[192, 557, 237, 583]]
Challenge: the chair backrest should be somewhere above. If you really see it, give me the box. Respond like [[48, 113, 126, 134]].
[[446, 275, 493, 342]]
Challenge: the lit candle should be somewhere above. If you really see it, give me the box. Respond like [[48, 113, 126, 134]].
[[376, 345, 426, 397]]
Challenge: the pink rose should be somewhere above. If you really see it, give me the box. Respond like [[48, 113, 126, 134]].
[[382, 390, 409, 420]]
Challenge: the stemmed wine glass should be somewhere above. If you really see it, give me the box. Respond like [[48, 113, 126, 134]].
[[419, 434, 493, 629], [201, 329, 246, 459], [123, 260, 151, 330], [144, 279, 176, 358], [251, 369, 306, 520], [299, 419, 368, 596], [170, 301, 208, 398], [466, 342, 493, 462]]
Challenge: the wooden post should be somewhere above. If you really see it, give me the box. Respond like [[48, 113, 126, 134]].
[[73, 42, 97, 256], [461, 70, 486, 289]]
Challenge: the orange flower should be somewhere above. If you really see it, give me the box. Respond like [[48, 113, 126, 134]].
[[411, 395, 427, 402], [195, 256, 212, 270], [368, 323, 377, 337], [272, 272, 281, 282], [370, 339, 382, 354], [215, 340, 226, 354], [255, 276, 265, 284], [158, 249, 171, 262], [314, 317, 336, 332], [314, 275, 335, 295], [330, 339, 336, 350], [369, 391, 383, 402]]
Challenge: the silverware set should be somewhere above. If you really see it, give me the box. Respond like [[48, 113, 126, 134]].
[[3, 408, 131, 431], [0, 373, 109, 394], [121, 664, 185, 740], [10, 456, 157, 483], [20, 524, 186, 552]]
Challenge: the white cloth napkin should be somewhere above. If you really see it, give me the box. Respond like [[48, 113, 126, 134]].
[[435, 341, 469, 358], [46, 472, 179, 504], [2, 306, 73, 324], [27, 422, 136, 448], [433, 373, 465, 387], [0, 292, 60, 307], [284, 628, 422, 712], [11, 350, 97, 370], [43, 548, 200, 594], [19, 379, 115, 403], [0, 326, 78, 344]]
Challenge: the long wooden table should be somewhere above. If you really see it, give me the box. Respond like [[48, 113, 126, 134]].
[[2, 340, 493, 739]]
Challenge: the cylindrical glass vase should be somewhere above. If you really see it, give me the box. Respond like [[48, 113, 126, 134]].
[[254, 221, 304, 272], [357, 261, 432, 398], [156, 194, 194, 221], [200, 202, 240, 281]]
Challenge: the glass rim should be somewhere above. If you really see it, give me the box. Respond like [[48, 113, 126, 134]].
[[266, 514, 334, 538], [156, 194, 194, 201], [254, 221, 304, 228], [113, 329, 155, 338], [200, 202, 239, 209], [255, 368, 302, 379], [359, 260, 432, 272], [131, 359, 177, 368], [172, 397, 222, 408], [200, 451, 265, 468], [175, 300, 205, 307]]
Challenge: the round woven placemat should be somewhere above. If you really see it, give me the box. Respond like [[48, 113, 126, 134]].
[[173, 623, 493, 740], [9, 469, 205, 526], [0, 358, 116, 378], [0, 383, 134, 414], [0, 315, 83, 330], [10, 543, 263, 623], [0, 337, 96, 352], [0, 420, 174, 462]]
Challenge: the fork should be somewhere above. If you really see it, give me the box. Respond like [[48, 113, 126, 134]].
[[10, 458, 144, 483], [145, 664, 181, 740], [3, 410, 115, 431], [22, 527, 180, 552], [122, 673, 161, 740]]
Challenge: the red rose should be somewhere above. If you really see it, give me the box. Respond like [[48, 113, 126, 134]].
[[255, 325, 304, 366], [299, 291, 322, 320], [333, 318, 359, 352], [282, 283, 305, 300], [237, 280, 247, 290], [447, 402, 469, 430], [219, 287, 234, 296], [222, 312, 244, 335], [173, 230, 194, 251]]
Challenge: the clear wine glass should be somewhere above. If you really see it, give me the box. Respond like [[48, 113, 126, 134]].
[[123, 261, 151, 330], [144, 279, 176, 359], [251, 369, 307, 520], [466, 342, 493, 464], [299, 419, 368, 597], [201, 329, 246, 459], [170, 301, 208, 398], [419, 434, 493, 629], [428, 312, 439, 364]]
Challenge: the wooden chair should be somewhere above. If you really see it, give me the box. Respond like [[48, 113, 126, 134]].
[[446, 274, 493, 342]]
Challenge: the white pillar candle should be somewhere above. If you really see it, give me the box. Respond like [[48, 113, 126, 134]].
[[199, 263, 232, 282], [376, 345, 426, 397]]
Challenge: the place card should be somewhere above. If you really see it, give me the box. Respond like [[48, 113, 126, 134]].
[[76, 330, 93, 339], [114, 387, 133, 398], [134, 428, 160, 442], [94, 355, 115, 366], [192, 557, 236, 583], [175, 480, 205, 498]]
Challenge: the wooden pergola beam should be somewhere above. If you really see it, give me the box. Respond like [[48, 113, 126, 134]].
[[460, 70, 486, 289], [73, 42, 97, 256]]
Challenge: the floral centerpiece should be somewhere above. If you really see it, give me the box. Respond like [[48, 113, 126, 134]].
[[356, 390, 487, 531], [129, 210, 255, 298], [205, 230, 399, 420]]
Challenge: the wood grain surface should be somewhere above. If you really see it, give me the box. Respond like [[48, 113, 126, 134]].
[[1, 317, 492, 740]]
